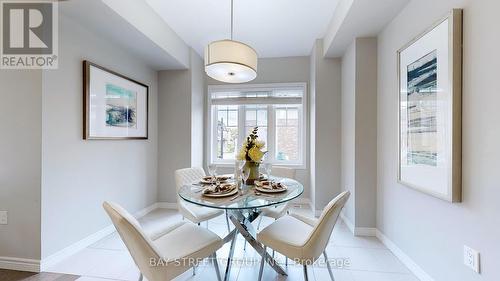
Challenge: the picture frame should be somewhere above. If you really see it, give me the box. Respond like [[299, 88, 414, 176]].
[[397, 9, 462, 202], [83, 60, 149, 140]]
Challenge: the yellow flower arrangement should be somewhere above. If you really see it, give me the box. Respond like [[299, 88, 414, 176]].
[[248, 147, 264, 162], [236, 127, 267, 162]]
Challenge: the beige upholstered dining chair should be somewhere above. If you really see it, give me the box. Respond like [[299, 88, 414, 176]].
[[257, 191, 350, 281], [103, 201, 223, 281], [174, 167, 230, 231], [257, 166, 297, 229]]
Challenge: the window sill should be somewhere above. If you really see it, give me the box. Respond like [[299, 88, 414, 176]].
[[209, 162, 307, 170]]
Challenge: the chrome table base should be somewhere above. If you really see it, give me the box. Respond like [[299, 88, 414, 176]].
[[222, 209, 287, 281]]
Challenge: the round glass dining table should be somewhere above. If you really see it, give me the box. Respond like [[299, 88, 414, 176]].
[[178, 177, 304, 281]]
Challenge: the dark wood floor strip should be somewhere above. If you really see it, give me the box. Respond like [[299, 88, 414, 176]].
[[0, 269, 79, 281]]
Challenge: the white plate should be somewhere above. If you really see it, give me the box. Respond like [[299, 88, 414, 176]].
[[199, 177, 230, 184], [202, 187, 238, 198], [254, 181, 288, 193]]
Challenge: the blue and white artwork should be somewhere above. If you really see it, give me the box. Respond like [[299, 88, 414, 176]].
[[398, 10, 462, 202], [105, 83, 137, 128], [406, 50, 438, 167]]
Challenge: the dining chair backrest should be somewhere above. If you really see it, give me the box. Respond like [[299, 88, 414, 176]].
[[103, 201, 164, 281], [175, 167, 206, 191], [270, 166, 296, 179], [302, 191, 350, 261]]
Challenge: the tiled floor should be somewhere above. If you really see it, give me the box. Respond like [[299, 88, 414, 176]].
[[46, 207, 419, 281]]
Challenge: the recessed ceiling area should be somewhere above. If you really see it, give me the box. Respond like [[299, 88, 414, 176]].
[[145, 0, 339, 58]]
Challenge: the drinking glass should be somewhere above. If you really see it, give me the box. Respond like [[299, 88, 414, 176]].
[[237, 160, 245, 170], [208, 164, 217, 184], [242, 168, 250, 185], [263, 162, 272, 182], [234, 160, 243, 188]]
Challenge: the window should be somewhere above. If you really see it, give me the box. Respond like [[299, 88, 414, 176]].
[[208, 83, 306, 166]]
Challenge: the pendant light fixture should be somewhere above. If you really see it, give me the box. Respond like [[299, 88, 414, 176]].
[[204, 0, 258, 83]]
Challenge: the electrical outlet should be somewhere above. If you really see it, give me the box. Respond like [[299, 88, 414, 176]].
[[464, 245, 480, 273], [0, 211, 7, 225]]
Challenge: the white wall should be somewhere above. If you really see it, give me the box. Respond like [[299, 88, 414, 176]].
[[342, 37, 378, 230], [191, 52, 205, 168], [158, 50, 205, 203], [158, 69, 190, 202], [341, 41, 356, 223], [354, 38, 377, 228], [41, 14, 159, 258], [310, 40, 342, 212], [0, 70, 42, 261], [309, 49, 317, 209], [207, 56, 311, 200], [377, 0, 500, 280]]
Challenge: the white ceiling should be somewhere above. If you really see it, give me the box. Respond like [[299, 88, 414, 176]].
[[145, 0, 339, 58]]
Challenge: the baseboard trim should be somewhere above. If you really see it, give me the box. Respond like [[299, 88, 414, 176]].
[[291, 197, 311, 205], [376, 229, 434, 281], [40, 225, 115, 271], [354, 227, 377, 236], [314, 209, 322, 217], [340, 212, 355, 234], [3, 201, 434, 281], [339, 212, 376, 237], [339, 213, 433, 279], [134, 203, 159, 218], [289, 198, 312, 213], [156, 202, 178, 209], [0, 256, 40, 272], [39, 202, 157, 272]]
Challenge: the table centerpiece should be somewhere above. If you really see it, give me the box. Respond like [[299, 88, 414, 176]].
[[237, 127, 266, 185]]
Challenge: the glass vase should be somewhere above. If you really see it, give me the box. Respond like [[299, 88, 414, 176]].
[[243, 161, 260, 185]]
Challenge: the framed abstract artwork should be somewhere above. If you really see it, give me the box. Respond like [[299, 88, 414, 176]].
[[83, 61, 148, 139], [398, 9, 462, 202]]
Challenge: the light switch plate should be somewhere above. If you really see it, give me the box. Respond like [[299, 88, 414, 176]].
[[464, 245, 480, 273], [0, 211, 7, 225]]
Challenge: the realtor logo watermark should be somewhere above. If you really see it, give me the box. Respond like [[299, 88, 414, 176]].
[[1, 0, 58, 69]]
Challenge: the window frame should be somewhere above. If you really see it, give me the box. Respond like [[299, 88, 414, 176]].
[[207, 83, 307, 168]]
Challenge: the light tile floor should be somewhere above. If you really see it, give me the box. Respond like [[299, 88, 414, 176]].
[[46, 207, 419, 281]]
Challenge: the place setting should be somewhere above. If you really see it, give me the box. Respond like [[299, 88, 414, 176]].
[[180, 128, 299, 207], [254, 180, 287, 193], [199, 175, 231, 184], [197, 170, 283, 202]]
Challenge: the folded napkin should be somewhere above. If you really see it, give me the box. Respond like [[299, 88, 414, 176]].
[[256, 181, 285, 190], [203, 183, 236, 194], [200, 175, 231, 183]]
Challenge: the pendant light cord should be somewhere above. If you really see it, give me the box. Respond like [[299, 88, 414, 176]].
[[230, 0, 234, 40]]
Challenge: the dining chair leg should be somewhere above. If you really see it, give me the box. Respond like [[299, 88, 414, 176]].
[[243, 239, 247, 251], [193, 265, 196, 275], [138, 273, 143, 281], [257, 216, 263, 230], [303, 265, 309, 281], [323, 251, 335, 281], [285, 257, 288, 267], [197, 222, 200, 226], [212, 253, 222, 281], [225, 211, 231, 232], [258, 246, 266, 281], [271, 218, 276, 259]]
